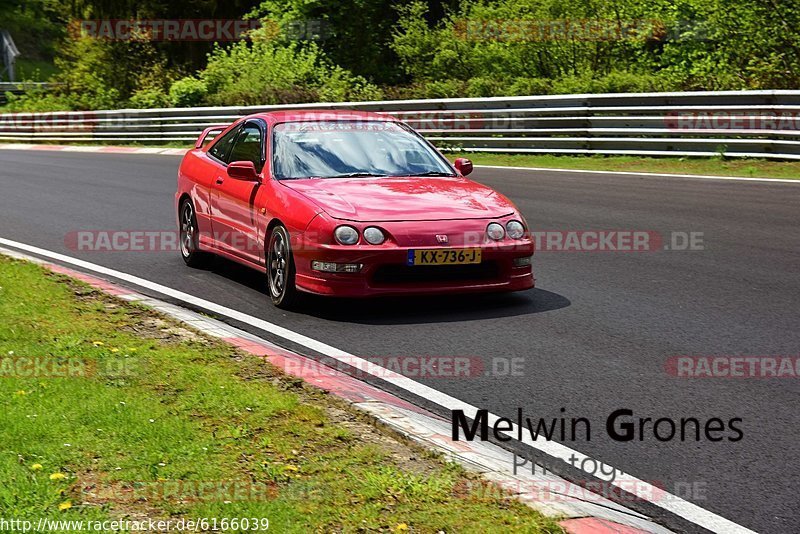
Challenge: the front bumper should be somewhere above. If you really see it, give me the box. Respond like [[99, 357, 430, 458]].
[[293, 241, 534, 298]]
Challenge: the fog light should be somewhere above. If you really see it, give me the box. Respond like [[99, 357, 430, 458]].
[[513, 256, 532, 267], [312, 261, 363, 273]]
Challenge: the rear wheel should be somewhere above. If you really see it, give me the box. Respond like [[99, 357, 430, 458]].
[[179, 200, 208, 267], [267, 225, 299, 309]]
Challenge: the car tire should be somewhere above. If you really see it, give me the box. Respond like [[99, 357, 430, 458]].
[[267, 225, 299, 309], [179, 199, 208, 267]]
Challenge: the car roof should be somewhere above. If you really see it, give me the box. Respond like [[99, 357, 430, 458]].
[[246, 109, 399, 124]]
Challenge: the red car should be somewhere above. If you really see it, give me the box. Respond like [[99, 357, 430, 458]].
[[175, 110, 534, 308]]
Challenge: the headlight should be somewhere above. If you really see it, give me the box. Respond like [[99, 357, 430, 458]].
[[363, 227, 385, 245], [506, 220, 525, 239], [334, 225, 359, 245], [486, 222, 505, 241]]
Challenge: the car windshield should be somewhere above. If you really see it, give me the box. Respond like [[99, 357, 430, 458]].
[[272, 120, 455, 180]]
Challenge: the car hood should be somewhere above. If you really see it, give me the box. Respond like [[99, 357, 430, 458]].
[[280, 176, 515, 222]]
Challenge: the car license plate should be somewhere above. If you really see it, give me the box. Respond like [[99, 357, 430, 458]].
[[407, 248, 482, 266]]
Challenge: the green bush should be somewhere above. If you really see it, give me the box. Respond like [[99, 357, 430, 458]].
[[587, 72, 667, 94], [507, 78, 553, 96], [169, 77, 208, 108], [419, 80, 466, 99], [548, 75, 593, 95], [5, 0, 798, 113], [3, 90, 75, 112], [199, 27, 382, 106], [200, 40, 320, 105], [48, 37, 124, 110], [317, 67, 384, 102], [129, 88, 172, 109], [391, 0, 800, 93], [465, 77, 507, 97], [5, 36, 173, 111]]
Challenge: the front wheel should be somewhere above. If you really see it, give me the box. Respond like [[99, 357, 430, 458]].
[[267, 225, 299, 309], [179, 199, 208, 267]]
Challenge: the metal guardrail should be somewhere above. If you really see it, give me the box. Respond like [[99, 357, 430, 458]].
[[0, 82, 53, 105], [0, 82, 51, 91], [1, 90, 799, 159]]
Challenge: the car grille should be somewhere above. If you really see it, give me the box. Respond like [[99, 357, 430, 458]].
[[371, 262, 500, 285]]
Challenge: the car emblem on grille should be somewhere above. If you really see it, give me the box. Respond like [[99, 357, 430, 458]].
[[435, 234, 449, 244]]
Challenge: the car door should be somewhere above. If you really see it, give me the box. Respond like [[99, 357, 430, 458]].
[[209, 120, 266, 265], [189, 122, 240, 247]]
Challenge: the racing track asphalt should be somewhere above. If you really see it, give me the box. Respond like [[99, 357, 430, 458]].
[[0, 150, 798, 533]]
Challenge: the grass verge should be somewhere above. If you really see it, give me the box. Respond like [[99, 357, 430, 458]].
[[0, 255, 562, 533], [464, 153, 800, 180]]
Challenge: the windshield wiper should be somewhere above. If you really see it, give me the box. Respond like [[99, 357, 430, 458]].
[[405, 171, 457, 177], [326, 172, 389, 179]]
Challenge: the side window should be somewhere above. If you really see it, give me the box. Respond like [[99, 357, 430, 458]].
[[208, 125, 240, 163], [229, 123, 264, 171]]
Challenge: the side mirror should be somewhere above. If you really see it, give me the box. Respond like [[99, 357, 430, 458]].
[[454, 157, 473, 176], [227, 161, 260, 181]]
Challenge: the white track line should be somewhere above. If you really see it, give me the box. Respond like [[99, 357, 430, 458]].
[[0, 236, 756, 534], [476, 164, 799, 183]]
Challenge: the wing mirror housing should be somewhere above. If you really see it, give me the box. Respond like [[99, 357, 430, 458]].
[[454, 157, 473, 176], [227, 161, 260, 182]]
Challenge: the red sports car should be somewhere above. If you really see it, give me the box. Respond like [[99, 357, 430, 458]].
[[175, 110, 534, 308]]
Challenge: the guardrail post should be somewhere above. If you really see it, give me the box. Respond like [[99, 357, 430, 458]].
[[0, 30, 19, 82]]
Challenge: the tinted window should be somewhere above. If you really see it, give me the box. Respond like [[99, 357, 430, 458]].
[[229, 123, 264, 171], [208, 125, 240, 163], [272, 121, 454, 180]]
